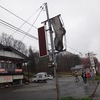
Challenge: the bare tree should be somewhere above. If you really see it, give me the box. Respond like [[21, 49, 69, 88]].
[[56, 52, 81, 72], [0, 32, 28, 55], [0, 32, 14, 46]]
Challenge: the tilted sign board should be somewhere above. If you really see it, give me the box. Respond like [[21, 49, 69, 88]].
[[38, 26, 48, 57]]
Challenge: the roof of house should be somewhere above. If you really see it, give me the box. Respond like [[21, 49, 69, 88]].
[[71, 65, 84, 70], [0, 44, 28, 61]]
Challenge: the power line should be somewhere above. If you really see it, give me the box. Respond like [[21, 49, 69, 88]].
[[21, 6, 44, 41], [0, 18, 82, 55], [0, 5, 37, 29], [0, 23, 36, 42], [10, 6, 43, 38], [0, 18, 38, 40], [0, 4, 82, 55], [67, 45, 82, 55]]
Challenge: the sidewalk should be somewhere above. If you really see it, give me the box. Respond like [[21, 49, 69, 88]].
[[60, 77, 100, 100], [78, 78, 100, 100], [75, 78, 100, 100], [92, 81, 100, 100]]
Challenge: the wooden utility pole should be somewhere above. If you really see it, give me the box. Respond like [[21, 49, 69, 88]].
[[44, 2, 60, 100]]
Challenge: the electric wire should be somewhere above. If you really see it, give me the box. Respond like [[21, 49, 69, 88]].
[[0, 5, 37, 29], [9, 6, 43, 38], [0, 18, 82, 56], [0, 23, 35, 41], [0, 18, 38, 40], [67, 45, 82, 55], [0, 4, 82, 55], [21, 6, 43, 42]]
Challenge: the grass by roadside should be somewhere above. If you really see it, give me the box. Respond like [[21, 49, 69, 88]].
[[95, 74, 100, 80], [61, 96, 92, 100]]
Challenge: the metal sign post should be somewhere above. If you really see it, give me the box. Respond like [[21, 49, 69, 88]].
[[44, 2, 60, 100]]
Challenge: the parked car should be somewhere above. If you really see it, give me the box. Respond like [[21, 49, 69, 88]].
[[32, 72, 47, 83], [47, 75, 53, 80]]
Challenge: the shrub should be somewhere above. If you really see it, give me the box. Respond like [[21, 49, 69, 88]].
[[23, 72, 33, 77], [95, 74, 100, 80]]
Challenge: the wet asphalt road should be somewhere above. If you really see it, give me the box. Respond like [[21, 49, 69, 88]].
[[0, 76, 99, 100]]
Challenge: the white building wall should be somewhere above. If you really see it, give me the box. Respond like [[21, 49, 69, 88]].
[[0, 76, 13, 83], [0, 50, 24, 59], [0, 75, 23, 83]]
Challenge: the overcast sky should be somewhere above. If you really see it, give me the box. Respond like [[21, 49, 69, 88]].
[[0, 0, 100, 60]]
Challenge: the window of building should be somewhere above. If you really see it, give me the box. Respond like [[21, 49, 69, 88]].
[[1, 62, 5, 68]]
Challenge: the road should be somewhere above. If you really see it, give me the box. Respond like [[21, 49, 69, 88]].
[[0, 76, 99, 100]]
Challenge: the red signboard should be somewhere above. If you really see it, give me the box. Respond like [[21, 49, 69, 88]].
[[4, 76, 11, 80], [38, 26, 48, 57], [0, 69, 5, 73], [15, 69, 22, 72]]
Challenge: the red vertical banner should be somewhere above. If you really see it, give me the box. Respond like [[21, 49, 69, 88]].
[[38, 26, 47, 57]]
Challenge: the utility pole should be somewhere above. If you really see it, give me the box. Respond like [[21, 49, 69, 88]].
[[44, 2, 60, 100]]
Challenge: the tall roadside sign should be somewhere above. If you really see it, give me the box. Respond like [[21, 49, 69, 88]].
[[38, 26, 48, 57]]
